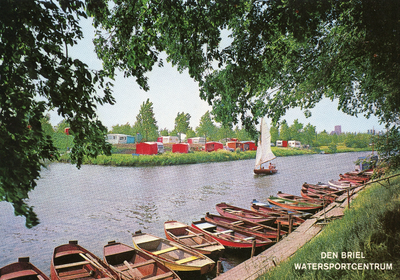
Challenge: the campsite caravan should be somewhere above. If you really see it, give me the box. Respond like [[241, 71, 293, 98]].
[[157, 136, 180, 144], [288, 140, 302, 148], [188, 137, 206, 144], [107, 134, 135, 144]]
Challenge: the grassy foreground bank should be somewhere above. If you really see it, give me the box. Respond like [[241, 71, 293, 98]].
[[260, 172, 400, 280]]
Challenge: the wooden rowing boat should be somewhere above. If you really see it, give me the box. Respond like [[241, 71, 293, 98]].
[[339, 173, 370, 184], [131, 231, 215, 275], [1, 257, 50, 280], [276, 192, 328, 206], [251, 199, 312, 218], [267, 196, 323, 212], [164, 220, 224, 258], [51, 240, 119, 280], [250, 204, 306, 227], [192, 219, 274, 249], [103, 241, 180, 280], [302, 183, 345, 195], [328, 179, 356, 189], [300, 189, 336, 203], [204, 212, 286, 240], [216, 202, 276, 225]]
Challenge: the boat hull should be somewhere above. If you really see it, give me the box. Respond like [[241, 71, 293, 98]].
[[51, 240, 119, 280], [132, 231, 215, 274], [164, 220, 224, 258], [1, 257, 50, 280], [267, 196, 323, 212], [192, 219, 274, 249], [253, 168, 277, 175], [104, 241, 180, 280], [216, 202, 276, 225], [204, 213, 285, 240]]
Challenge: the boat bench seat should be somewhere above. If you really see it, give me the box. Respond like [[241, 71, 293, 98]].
[[216, 230, 233, 236], [177, 234, 196, 239], [153, 246, 178, 255], [175, 256, 198, 264], [59, 269, 91, 280], [55, 261, 90, 270], [243, 236, 255, 241], [145, 271, 174, 280], [127, 259, 155, 269]]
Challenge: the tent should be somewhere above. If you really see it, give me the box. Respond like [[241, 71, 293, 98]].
[[136, 142, 158, 155], [172, 143, 190, 153]]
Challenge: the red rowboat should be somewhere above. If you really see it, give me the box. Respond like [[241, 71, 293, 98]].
[[216, 202, 275, 225], [164, 220, 224, 258], [302, 183, 345, 195], [267, 196, 323, 212], [103, 241, 180, 280], [251, 199, 312, 218], [1, 257, 50, 280], [51, 240, 120, 280], [204, 212, 286, 240], [276, 192, 329, 206], [192, 218, 274, 249], [250, 204, 306, 227], [300, 189, 336, 203]]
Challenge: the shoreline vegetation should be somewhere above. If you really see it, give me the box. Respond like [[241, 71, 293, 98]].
[[58, 145, 372, 167], [260, 171, 400, 280]]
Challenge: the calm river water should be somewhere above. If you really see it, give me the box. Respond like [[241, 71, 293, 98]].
[[0, 152, 371, 278]]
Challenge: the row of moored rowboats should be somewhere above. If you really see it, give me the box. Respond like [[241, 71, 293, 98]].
[[1, 170, 373, 280]]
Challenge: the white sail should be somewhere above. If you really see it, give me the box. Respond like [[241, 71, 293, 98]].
[[254, 118, 276, 168]]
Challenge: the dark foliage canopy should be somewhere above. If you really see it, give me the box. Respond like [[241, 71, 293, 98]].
[[91, 0, 400, 133], [0, 0, 113, 227]]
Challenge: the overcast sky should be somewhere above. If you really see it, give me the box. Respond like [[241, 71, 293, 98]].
[[48, 17, 385, 134]]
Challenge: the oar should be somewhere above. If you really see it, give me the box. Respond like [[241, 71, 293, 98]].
[[123, 260, 141, 280], [109, 264, 133, 280], [79, 253, 116, 280], [185, 228, 216, 245]]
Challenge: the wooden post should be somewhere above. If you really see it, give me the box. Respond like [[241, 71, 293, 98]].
[[251, 240, 256, 258], [288, 214, 293, 234], [277, 222, 281, 242], [347, 186, 350, 209], [216, 260, 222, 276], [323, 196, 326, 223]]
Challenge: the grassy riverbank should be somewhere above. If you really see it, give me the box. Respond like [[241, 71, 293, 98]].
[[58, 146, 371, 167], [59, 147, 318, 167], [260, 171, 400, 280]]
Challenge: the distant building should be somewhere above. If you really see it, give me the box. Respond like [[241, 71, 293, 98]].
[[331, 125, 342, 135]]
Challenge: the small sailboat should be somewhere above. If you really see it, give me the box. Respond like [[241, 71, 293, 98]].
[[254, 118, 277, 175]]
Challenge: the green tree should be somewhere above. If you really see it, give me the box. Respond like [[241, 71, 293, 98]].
[[174, 112, 191, 142], [91, 0, 400, 168], [316, 130, 332, 147], [186, 128, 196, 139], [159, 128, 169, 136], [302, 123, 317, 146], [217, 124, 234, 142], [196, 111, 217, 141], [0, 1, 113, 227], [270, 123, 279, 144], [289, 119, 303, 141], [279, 120, 291, 141], [52, 119, 74, 152], [110, 123, 135, 135], [133, 99, 159, 142]]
